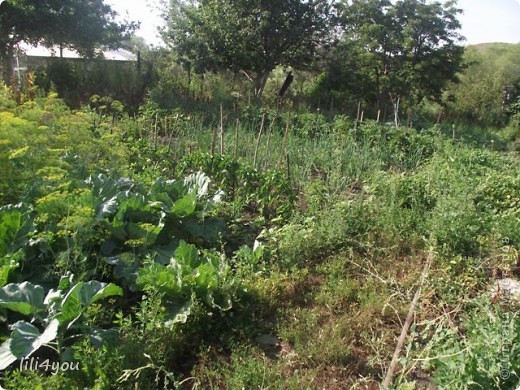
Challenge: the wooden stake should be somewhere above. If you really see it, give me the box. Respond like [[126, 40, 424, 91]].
[[154, 112, 159, 150], [286, 153, 291, 183], [436, 109, 443, 124], [265, 108, 280, 169], [279, 114, 292, 167], [211, 125, 217, 155], [394, 96, 400, 128], [253, 113, 266, 168], [234, 118, 239, 158], [167, 115, 176, 152], [220, 104, 224, 154], [377, 110, 381, 123]]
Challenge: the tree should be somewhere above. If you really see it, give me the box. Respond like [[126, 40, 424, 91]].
[[0, 0, 137, 83], [391, 0, 464, 104], [164, 0, 335, 98], [315, 0, 464, 120]]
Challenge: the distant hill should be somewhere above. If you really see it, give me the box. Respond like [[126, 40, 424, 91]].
[[443, 41, 520, 124], [469, 42, 520, 51]]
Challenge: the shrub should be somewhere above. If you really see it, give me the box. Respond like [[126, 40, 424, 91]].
[[421, 297, 520, 389], [176, 152, 296, 221]]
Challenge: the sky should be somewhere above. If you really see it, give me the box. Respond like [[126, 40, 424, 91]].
[[106, 0, 165, 46], [107, 0, 520, 47], [457, 0, 520, 44]]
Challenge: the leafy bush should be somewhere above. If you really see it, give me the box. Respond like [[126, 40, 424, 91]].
[[0, 84, 16, 110], [136, 240, 234, 315], [265, 198, 372, 268], [176, 152, 296, 220], [428, 198, 492, 257], [421, 297, 520, 389], [0, 278, 122, 370], [292, 111, 332, 138], [35, 58, 151, 111], [474, 176, 520, 214], [0, 94, 128, 204], [0, 204, 32, 286]]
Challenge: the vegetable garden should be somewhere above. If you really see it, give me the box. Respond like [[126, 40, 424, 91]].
[[0, 84, 519, 388]]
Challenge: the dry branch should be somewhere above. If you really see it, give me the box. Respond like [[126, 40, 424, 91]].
[[382, 250, 434, 389]]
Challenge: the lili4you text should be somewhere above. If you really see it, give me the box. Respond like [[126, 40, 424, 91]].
[[19, 357, 80, 375]]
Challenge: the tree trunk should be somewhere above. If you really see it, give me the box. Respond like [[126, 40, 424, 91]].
[[391, 94, 400, 128], [0, 43, 14, 85], [375, 66, 383, 110], [254, 70, 271, 98]]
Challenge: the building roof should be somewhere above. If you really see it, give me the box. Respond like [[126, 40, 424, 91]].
[[17, 42, 137, 62]]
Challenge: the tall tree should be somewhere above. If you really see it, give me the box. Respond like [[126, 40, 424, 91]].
[[391, 0, 464, 104], [0, 0, 136, 83], [317, 0, 464, 118], [164, 0, 335, 97]]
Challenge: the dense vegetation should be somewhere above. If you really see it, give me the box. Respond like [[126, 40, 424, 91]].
[[1, 0, 520, 388], [1, 81, 519, 388]]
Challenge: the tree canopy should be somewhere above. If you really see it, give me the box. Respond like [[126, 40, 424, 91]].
[[0, 0, 137, 82], [314, 0, 465, 118], [164, 0, 335, 97]]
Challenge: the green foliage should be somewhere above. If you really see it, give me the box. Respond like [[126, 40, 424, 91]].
[[3, 72, 520, 388], [147, 49, 244, 110], [176, 152, 296, 220], [0, 205, 32, 286], [502, 97, 520, 148], [366, 143, 520, 257], [292, 111, 333, 138], [136, 240, 233, 316], [419, 297, 520, 389], [164, 0, 334, 96], [428, 198, 491, 257], [220, 347, 287, 389], [231, 243, 267, 277], [35, 59, 151, 110], [265, 197, 372, 268], [0, 92, 243, 389], [315, 0, 464, 115], [93, 171, 225, 259], [56, 280, 123, 325], [0, 84, 16, 110], [0, 93, 128, 204], [0, 169, 227, 287], [0, 279, 122, 370], [474, 174, 520, 215], [0, 281, 46, 316]]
